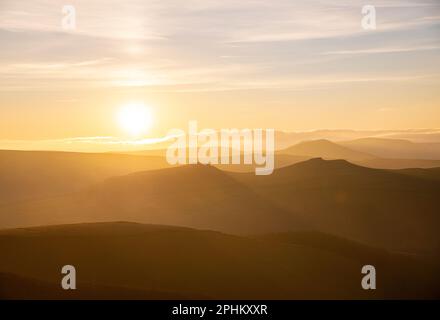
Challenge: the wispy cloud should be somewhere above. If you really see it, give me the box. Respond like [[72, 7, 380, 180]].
[[0, 134, 178, 152], [323, 44, 440, 55], [0, 0, 439, 93]]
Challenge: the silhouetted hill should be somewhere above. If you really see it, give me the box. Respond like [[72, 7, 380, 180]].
[[281, 139, 374, 161], [215, 154, 310, 172], [0, 222, 438, 299], [0, 165, 301, 234], [0, 150, 172, 205], [394, 167, 440, 181], [2, 151, 440, 255], [2, 157, 440, 255], [356, 158, 440, 169], [231, 158, 440, 255], [341, 138, 440, 160]]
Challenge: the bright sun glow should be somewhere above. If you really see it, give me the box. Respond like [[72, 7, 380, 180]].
[[117, 103, 153, 136]]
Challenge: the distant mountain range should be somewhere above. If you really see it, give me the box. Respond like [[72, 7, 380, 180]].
[[125, 138, 440, 169], [1, 157, 439, 255], [340, 138, 440, 160], [2, 137, 440, 204], [280, 139, 374, 161]]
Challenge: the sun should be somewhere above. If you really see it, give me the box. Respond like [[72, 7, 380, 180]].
[[117, 102, 153, 137]]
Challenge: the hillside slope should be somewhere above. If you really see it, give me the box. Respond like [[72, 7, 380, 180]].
[[0, 165, 301, 234], [0, 222, 438, 299], [231, 158, 440, 255], [0, 272, 197, 299], [0, 150, 172, 205], [341, 138, 440, 160], [281, 139, 374, 161]]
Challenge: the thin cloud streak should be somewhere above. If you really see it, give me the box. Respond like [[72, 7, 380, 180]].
[[323, 45, 440, 55]]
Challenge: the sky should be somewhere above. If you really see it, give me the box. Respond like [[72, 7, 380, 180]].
[[0, 0, 439, 150]]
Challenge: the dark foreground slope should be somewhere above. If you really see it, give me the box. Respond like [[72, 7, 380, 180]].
[[0, 272, 198, 299], [0, 222, 438, 299]]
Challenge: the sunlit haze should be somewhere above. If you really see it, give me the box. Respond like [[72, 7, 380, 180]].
[[0, 0, 439, 151], [117, 103, 153, 137]]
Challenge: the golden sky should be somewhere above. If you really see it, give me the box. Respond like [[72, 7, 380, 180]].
[[0, 0, 439, 150]]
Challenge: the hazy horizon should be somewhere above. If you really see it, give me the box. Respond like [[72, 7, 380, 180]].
[[1, 127, 440, 153]]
